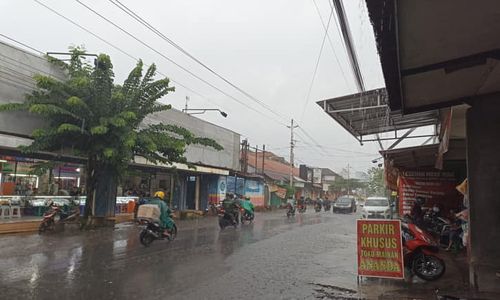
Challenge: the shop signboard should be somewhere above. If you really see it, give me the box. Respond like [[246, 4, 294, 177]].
[[357, 219, 404, 279], [398, 170, 460, 216], [275, 187, 287, 199], [312, 168, 322, 184], [217, 176, 226, 200]]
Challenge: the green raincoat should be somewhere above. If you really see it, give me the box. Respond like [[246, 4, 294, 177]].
[[147, 198, 174, 230]]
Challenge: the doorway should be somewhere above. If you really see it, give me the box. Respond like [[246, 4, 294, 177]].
[[186, 176, 197, 210]]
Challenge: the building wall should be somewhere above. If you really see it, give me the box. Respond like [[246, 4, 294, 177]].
[[466, 94, 500, 292], [144, 110, 240, 170], [0, 41, 240, 171], [0, 41, 66, 137]]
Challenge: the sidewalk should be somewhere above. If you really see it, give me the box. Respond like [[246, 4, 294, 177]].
[[356, 251, 500, 299]]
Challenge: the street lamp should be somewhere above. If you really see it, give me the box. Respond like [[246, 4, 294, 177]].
[[182, 108, 228, 118]]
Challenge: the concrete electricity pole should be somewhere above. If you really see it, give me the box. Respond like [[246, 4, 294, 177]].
[[184, 96, 189, 112], [347, 163, 351, 196], [288, 119, 298, 188]]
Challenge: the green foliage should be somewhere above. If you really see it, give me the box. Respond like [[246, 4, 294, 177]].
[[367, 167, 385, 196], [0, 46, 222, 182]]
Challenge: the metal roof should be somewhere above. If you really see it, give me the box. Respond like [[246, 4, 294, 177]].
[[365, 0, 500, 113], [380, 144, 439, 169], [316, 88, 440, 142]]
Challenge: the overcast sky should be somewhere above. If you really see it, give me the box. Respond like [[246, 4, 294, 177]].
[[1, 0, 402, 174]]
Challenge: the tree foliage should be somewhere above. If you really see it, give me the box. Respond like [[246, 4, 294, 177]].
[[0, 47, 222, 220], [367, 166, 385, 196]]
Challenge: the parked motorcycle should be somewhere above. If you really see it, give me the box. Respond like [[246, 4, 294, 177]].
[[39, 203, 80, 234], [139, 218, 178, 247], [286, 203, 296, 218], [218, 207, 238, 229], [297, 204, 306, 213], [423, 210, 450, 236], [402, 220, 446, 281], [314, 203, 322, 213], [324, 202, 331, 212], [240, 208, 254, 224]]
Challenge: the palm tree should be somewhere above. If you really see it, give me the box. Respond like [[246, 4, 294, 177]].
[[0, 47, 222, 226]]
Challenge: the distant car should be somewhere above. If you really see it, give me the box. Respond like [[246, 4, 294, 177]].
[[361, 197, 392, 219], [333, 196, 356, 213]]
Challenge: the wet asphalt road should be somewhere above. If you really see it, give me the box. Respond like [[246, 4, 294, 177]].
[[0, 209, 361, 300]]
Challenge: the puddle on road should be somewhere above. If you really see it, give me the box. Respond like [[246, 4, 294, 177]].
[[312, 283, 364, 300]]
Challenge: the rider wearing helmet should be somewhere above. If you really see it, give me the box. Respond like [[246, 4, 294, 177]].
[[148, 191, 175, 234], [241, 196, 255, 218]]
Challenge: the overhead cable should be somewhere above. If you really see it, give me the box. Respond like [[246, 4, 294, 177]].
[[107, 0, 288, 121], [73, 0, 288, 127]]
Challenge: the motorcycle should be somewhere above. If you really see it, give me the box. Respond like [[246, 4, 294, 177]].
[[39, 203, 80, 234], [402, 220, 446, 281], [286, 203, 295, 218], [324, 202, 331, 212], [423, 210, 450, 236], [297, 204, 306, 213], [240, 208, 254, 224], [314, 203, 322, 213], [139, 217, 178, 247], [218, 207, 238, 229]]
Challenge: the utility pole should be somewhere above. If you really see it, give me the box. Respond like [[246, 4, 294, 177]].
[[347, 163, 351, 197], [184, 96, 189, 113], [254, 145, 258, 174], [261, 144, 265, 175], [241, 139, 249, 174], [288, 119, 298, 188]]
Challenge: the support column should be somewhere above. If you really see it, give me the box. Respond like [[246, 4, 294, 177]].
[[466, 95, 500, 292], [195, 176, 200, 211]]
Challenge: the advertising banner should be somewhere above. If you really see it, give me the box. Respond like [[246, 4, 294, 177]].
[[398, 170, 460, 216], [275, 187, 287, 199], [357, 219, 404, 279]]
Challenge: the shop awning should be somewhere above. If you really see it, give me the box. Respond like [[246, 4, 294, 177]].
[[316, 88, 440, 142], [380, 144, 439, 169], [133, 157, 229, 175], [366, 0, 500, 113]]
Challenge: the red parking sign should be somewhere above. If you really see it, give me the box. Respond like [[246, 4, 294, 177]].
[[357, 219, 404, 279]]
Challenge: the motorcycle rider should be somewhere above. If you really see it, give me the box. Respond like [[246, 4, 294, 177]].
[[315, 196, 323, 211], [241, 196, 255, 219], [286, 196, 296, 214], [411, 196, 425, 227], [222, 193, 240, 225], [148, 191, 175, 237]]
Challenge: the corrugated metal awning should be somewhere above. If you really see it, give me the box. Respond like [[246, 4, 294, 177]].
[[316, 88, 440, 142]]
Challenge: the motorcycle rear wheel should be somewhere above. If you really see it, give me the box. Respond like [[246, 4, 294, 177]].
[[139, 229, 155, 247], [167, 224, 178, 241], [38, 220, 54, 234], [412, 253, 446, 281]]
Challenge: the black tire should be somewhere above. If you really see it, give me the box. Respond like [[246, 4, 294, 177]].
[[167, 224, 177, 241], [219, 218, 227, 230], [412, 254, 446, 281], [39, 219, 54, 234], [139, 229, 154, 247], [38, 221, 48, 234]]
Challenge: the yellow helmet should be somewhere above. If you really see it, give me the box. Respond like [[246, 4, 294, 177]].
[[154, 191, 165, 200]]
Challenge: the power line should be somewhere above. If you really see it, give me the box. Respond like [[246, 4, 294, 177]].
[[331, 0, 365, 92], [0, 33, 44, 55], [299, 5, 333, 122], [312, 0, 351, 90], [73, 0, 288, 127], [107, 0, 288, 122], [32, 0, 286, 128]]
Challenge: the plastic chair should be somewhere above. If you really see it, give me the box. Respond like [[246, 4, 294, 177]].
[[0, 206, 11, 219], [10, 206, 21, 218]]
